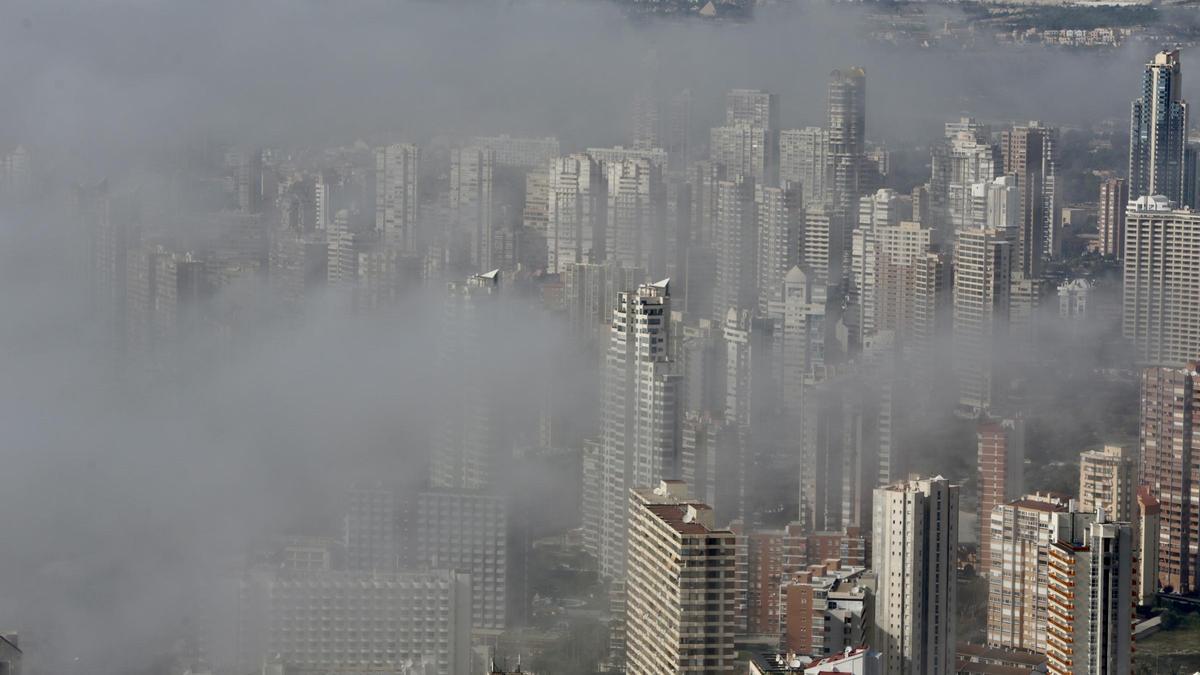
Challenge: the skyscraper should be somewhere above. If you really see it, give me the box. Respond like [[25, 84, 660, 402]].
[[827, 68, 869, 222], [872, 476, 959, 675], [1139, 361, 1200, 593], [375, 143, 421, 251], [1122, 196, 1200, 366], [1129, 49, 1189, 204], [710, 123, 775, 186], [985, 493, 1070, 653], [780, 127, 831, 205], [1000, 122, 1059, 276], [1097, 177, 1128, 259], [1045, 509, 1133, 675], [930, 129, 1000, 236], [712, 175, 758, 322], [594, 280, 682, 583], [449, 146, 496, 272], [976, 418, 1025, 573], [547, 154, 606, 273], [625, 481, 737, 675], [755, 183, 803, 313], [1078, 445, 1136, 524], [726, 89, 780, 130], [953, 227, 1013, 414], [605, 158, 666, 275]]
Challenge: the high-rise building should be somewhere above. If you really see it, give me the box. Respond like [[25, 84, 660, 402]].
[[780, 128, 830, 205], [756, 183, 803, 313], [953, 227, 1013, 414], [712, 175, 758, 322], [1129, 49, 1189, 204], [977, 418, 1025, 573], [850, 220, 933, 346], [802, 203, 848, 288], [723, 308, 778, 429], [710, 123, 775, 186], [431, 271, 506, 491], [625, 481, 737, 675], [449, 146, 496, 272], [547, 154, 606, 273], [605, 158, 666, 275], [872, 476, 959, 675], [930, 129, 1000, 236], [1000, 122, 1060, 275], [985, 493, 1070, 653], [594, 280, 682, 583], [767, 267, 829, 421], [375, 144, 420, 251], [726, 89, 780, 130], [416, 489, 509, 632], [910, 250, 953, 388], [1137, 486, 1161, 606], [1139, 361, 1200, 593], [1098, 177, 1128, 259], [827, 68, 869, 222], [1045, 509, 1133, 675], [977, 175, 1020, 230], [1122, 196, 1200, 366], [1078, 445, 1136, 524]]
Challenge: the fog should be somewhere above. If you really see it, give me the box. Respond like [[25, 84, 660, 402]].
[[0, 0, 1174, 672]]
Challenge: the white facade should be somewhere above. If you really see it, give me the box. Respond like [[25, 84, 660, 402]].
[[1122, 201, 1200, 366], [375, 144, 420, 251], [872, 477, 959, 675], [547, 154, 606, 273]]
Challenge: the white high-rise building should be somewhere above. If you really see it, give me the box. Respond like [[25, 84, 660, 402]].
[[953, 227, 1013, 414], [1078, 445, 1137, 524], [858, 188, 902, 230], [756, 183, 803, 313], [625, 481, 737, 675], [712, 175, 758, 322], [450, 146, 496, 272], [985, 493, 1070, 653], [780, 127, 830, 205], [850, 220, 932, 346], [375, 144, 420, 250], [710, 123, 775, 186], [930, 130, 1000, 235], [547, 154, 607, 273], [605, 158, 665, 275], [767, 267, 828, 421], [471, 134, 560, 170], [872, 476, 959, 675], [973, 175, 1020, 230], [594, 280, 682, 583], [1122, 196, 1200, 366], [1046, 509, 1133, 675]]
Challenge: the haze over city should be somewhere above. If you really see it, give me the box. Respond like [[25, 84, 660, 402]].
[[2, 1, 1200, 674]]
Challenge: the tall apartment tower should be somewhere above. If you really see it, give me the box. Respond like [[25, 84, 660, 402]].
[[1078, 445, 1136, 524], [726, 88, 780, 130], [803, 202, 848, 288], [626, 481, 737, 675], [375, 143, 420, 251], [1098, 177, 1129, 259], [977, 418, 1025, 573], [449, 146, 496, 272], [547, 154, 607, 273], [595, 280, 682, 583], [712, 175, 758, 322], [755, 183, 803, 313], [1137, 486, 1162, 606], [605, 158, 666, 275], [850, 220, 933, 346], [910, 250, 953, 389], [780, 127, 831, 205], [1000, 122, 1060, 275], [342, 482, 402, 572], [710, 123, 775, 186], [953, 227, 1013, 414], [1129, 49, 1189, 204], [1045, 509, 1133, 675], [929, 127, 1000, 236], [827, 68, 869, 221], [873, 476, 959, 675], [1122, 196, 1200, 366], [432, 270, 505, 491], [985, 493, 1070, 653], [1139, 361, 1200, 593]]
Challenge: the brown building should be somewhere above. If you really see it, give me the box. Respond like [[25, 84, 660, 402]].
[[1139, 361, 1200, 593], [977, 418, 1025, 573], [1097, 177, 1128, 259], [780, 560, 872, 657]]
